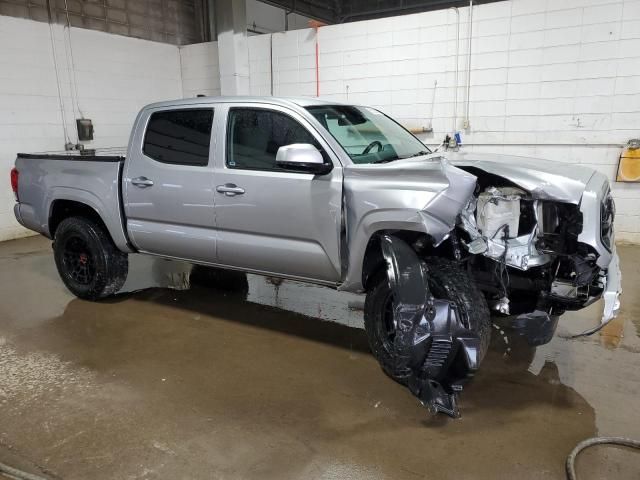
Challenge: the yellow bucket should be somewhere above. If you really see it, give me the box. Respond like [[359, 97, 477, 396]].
[[617, 139, 640, 182]]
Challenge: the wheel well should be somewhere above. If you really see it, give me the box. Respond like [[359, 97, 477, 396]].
[[49, 200, 109, 239], [361, 230, 441, 290]]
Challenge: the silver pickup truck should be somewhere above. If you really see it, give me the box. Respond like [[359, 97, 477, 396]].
[[11, 96, 621, 417]]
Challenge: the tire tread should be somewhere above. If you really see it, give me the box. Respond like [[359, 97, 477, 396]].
[[364, 256, 491, 383], [53, 216, 128, 300]]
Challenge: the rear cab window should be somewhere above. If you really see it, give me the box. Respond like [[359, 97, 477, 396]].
[[143, 109, 214, 166]]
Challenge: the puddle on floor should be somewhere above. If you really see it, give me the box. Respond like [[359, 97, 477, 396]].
[[121, 254, 366, 329], [0, 237, 638, 480], [118, 249, 640, 438]]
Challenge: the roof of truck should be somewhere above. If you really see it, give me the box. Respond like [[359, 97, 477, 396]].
[[144, 96, 343, 110]]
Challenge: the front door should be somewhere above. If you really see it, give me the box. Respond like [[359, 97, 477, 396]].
[[123, 106, 217, 263], [212, 104, 343, 283]]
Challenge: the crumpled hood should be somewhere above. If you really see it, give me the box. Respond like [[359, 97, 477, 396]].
[[339, 151, 601, 292], [442, 151, 597, 204], [342, 156, 477, 260]]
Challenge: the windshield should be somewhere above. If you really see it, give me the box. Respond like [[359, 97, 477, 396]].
[[306, 105, 431, 164]]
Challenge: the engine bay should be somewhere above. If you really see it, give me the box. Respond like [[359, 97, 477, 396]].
[[454, 170, 605, 319]]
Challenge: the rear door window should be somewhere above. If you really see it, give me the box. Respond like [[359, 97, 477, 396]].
[[143, 109, 214, 166]]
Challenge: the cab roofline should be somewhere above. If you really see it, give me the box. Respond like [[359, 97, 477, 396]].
[[143, 96, 345, 110]]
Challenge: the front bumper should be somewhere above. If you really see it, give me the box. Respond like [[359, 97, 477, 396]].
[[601, 246, 622, 325]]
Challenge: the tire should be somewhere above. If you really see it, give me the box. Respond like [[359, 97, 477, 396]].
[[364, 256, 491, 383], [53, 216, 128, 300]]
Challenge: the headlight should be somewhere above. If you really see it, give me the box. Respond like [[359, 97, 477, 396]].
[[601, 190, 615, 250]]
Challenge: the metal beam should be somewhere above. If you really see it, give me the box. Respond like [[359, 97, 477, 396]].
[[339, 0, 498, 22], [254, 0, 501, 25], [257, 0, 338, 23]]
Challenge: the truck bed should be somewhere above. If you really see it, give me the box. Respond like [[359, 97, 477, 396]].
[[14, 147, 131, 252]]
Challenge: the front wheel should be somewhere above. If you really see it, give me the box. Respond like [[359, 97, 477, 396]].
[[53, 216, 128, 300], [364, 256, 491, 384]]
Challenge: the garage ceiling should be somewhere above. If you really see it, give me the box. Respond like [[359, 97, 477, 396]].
[[259, 0, 500, 23]]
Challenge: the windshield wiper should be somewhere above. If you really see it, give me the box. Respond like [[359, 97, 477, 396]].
[[402, 150, 431, 159], [372, 157, 400, 164], [371, 150, 431, 164]]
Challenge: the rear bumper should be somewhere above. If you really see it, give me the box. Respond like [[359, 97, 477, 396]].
[[13, 203, 24, 227], [601, 246, 622, 325], [13, 203, 48, 237]]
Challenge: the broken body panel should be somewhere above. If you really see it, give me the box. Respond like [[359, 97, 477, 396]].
[[340, 157, 477, 290], [340, 150, 621, 328], [342, 150, 621, 416], [380, 234, 483, 417]]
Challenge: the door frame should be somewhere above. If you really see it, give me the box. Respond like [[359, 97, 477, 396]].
[[122, 104, 218, 262], [210, 101, 345, 286]]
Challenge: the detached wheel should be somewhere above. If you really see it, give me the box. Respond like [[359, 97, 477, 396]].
[[53, 216, 128, 300], [364, 256, 491, 383]]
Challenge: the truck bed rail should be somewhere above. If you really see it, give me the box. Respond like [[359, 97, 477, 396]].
[[17, 147, 126, 162]]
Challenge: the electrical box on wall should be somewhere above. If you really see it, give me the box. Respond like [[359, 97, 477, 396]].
[[76, 119, 94, 141]]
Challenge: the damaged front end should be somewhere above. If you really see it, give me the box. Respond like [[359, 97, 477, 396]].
[[347, 153, 621, 419], [454, 166, 621, 341]]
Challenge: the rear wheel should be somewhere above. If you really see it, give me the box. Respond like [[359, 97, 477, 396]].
[[364, 256, 491, 383], [53, 216, 128, 300]]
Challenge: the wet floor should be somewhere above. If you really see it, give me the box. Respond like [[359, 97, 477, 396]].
[[0, 236, 638, 479]]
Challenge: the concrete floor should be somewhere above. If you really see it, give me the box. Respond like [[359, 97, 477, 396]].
[[0, 236, 638, 480]]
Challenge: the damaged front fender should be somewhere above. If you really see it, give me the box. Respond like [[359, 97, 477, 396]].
[[380, 234, 484, 418], [340, 158, 476, 292]]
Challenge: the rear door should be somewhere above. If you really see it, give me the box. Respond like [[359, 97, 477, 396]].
[[211, 103, 343, 283], [123, 106, 217, 262]]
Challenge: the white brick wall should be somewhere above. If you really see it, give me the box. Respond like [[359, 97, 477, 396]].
[[272, 29, 317, 97], [248, 34, 272, 95], [180, 42, 221, 98], [248, 0, 640, 243], [0, 15, 183, 241], [3, 0, 640, 243]]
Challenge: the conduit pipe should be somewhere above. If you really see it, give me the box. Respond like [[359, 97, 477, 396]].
[[449, 7, 460, 133], [464, 0, 473, 128], [45, 0, 71, 146], [285, 0, 295, 31], [63, 0, 84, 121], [316, 35, 320, 97], [270, 33, 274, 95], [308, 20, 325, 97]]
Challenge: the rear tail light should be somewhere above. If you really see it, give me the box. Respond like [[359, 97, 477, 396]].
[[10, 167, 18, 201]]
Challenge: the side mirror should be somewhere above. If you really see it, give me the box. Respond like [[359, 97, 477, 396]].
[[275, 143, 333, 175]]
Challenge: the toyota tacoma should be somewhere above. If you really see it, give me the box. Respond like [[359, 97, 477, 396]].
[[11, 97, 621, 417]]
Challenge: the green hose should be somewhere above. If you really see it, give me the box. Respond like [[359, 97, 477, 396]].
[[566, 436, 640, 480], [0, 460, 50, 480], [3, 436, 640, 480]]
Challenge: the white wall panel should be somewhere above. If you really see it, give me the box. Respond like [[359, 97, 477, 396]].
[[0, 15, 183, 241], [241, 0, 640, 240], [4, 0, 640, 242], [180, 42, 220, 98]]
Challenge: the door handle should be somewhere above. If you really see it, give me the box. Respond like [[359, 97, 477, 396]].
[[131, 176, 154, 188], [216, 183, 245, 196]]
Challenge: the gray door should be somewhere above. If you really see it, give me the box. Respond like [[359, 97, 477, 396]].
[[123, 107, 217, 263], [212, 104, 343, 283]]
